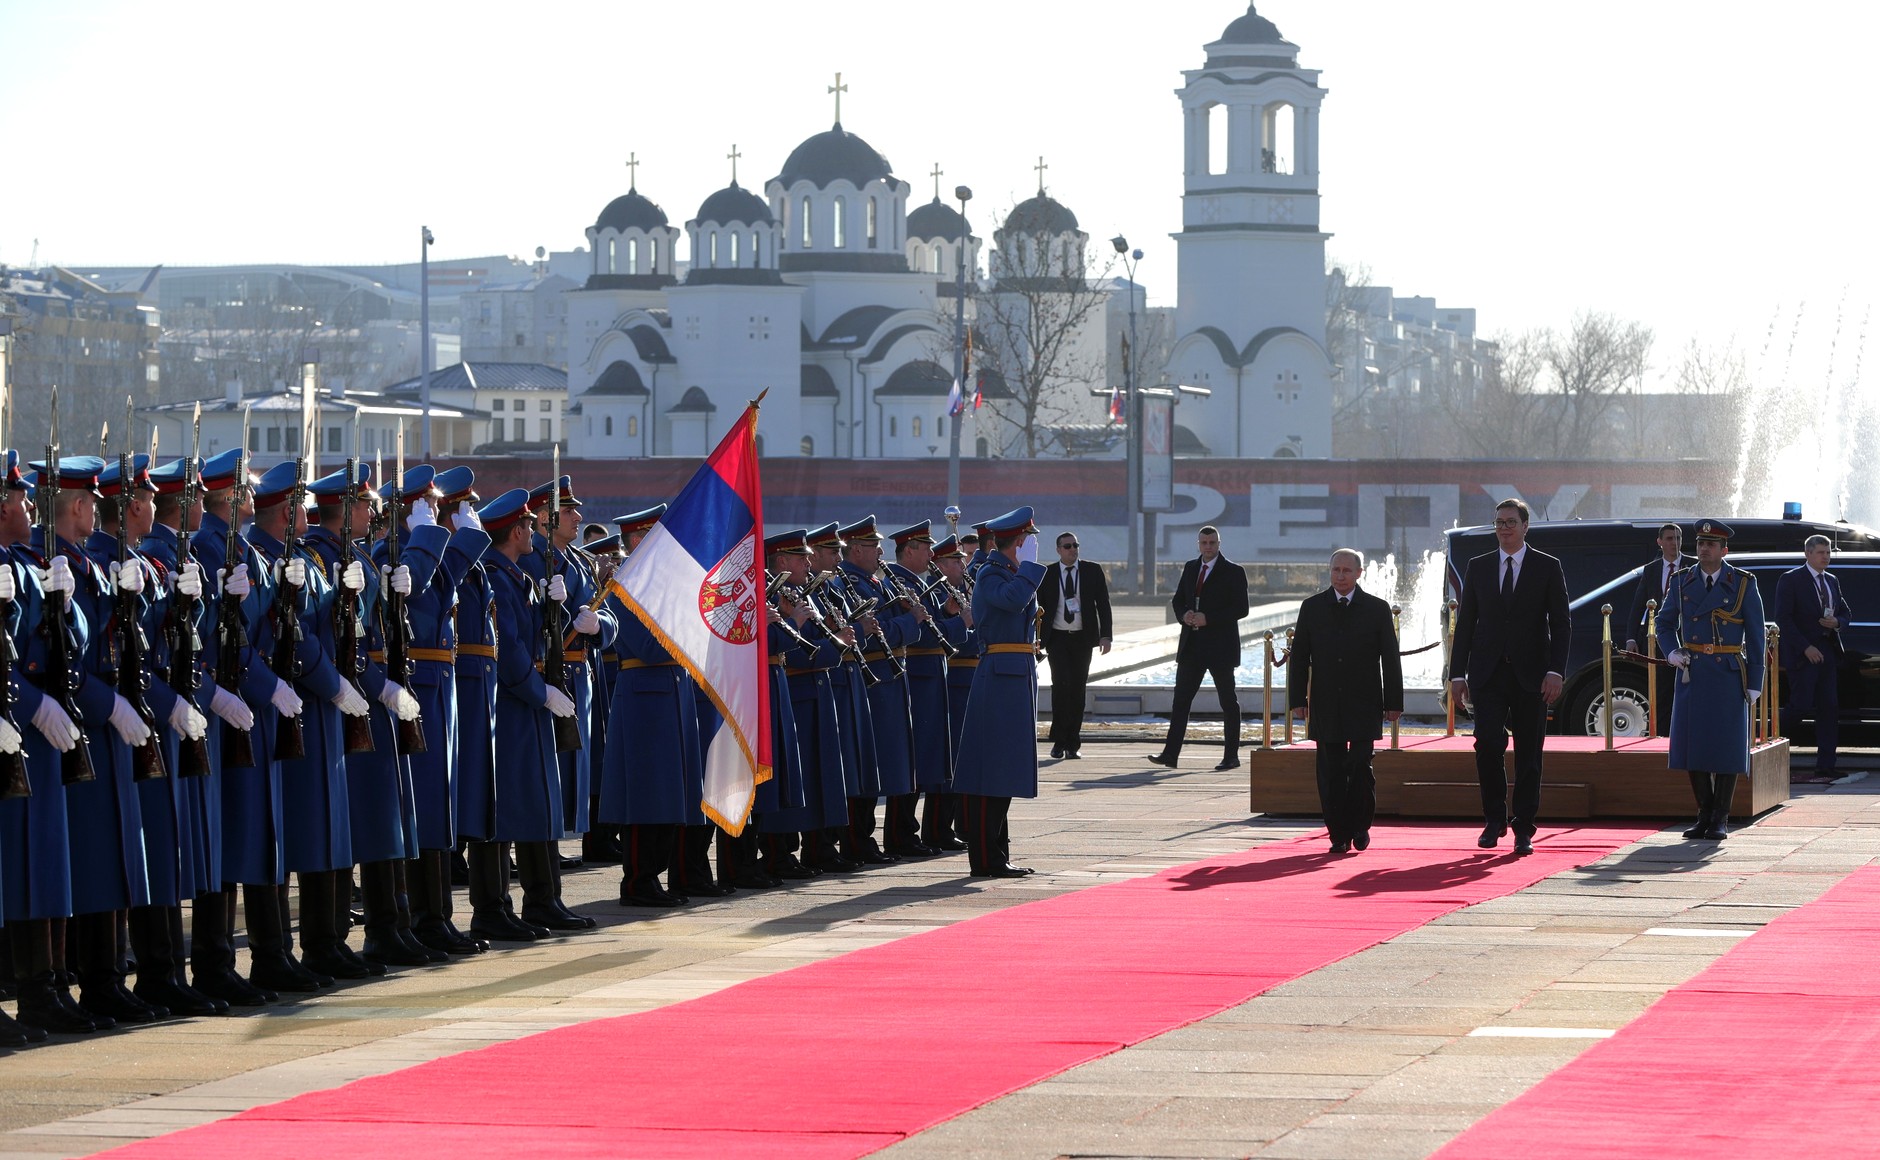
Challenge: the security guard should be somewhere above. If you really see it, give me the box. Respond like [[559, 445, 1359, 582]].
[[1656, 519, 1766, 841], [953, 507, 1047, 878]]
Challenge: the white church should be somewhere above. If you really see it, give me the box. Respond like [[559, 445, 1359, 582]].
[[560, 3, 1333, 462]]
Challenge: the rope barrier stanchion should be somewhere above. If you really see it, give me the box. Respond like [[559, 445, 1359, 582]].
[[1389, 604, 1402, 751], [1282, 628, 1296, 746], [1766, 623, 1781, 742], [1261, 630, 1274, 750], [1645, 598, 1659, 739], [1600, 603, 1615, 752], [1444, 598, 1458, 738]]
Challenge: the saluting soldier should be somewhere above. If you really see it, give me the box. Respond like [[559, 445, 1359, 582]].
[[953, 507, 1048, 878], [1, 450, 84, 1038], [477, 488, 587, 934], [928, 533, 974, 851], [806, 522, 879, 866], [383, 465, 489, 956], [122, 456, 223, 1016], [1656, 519, 1767, 841], [886, 521, 964, 855], [599, 505, 708, 907], [249, 461, 359, 989]]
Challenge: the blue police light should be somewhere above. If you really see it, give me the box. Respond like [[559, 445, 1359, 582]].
[[1782, 501, 1803, 521]]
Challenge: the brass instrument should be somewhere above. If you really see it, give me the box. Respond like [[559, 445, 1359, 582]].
[[809, 571, 885, 686], [879, 563, 955, 658], [763, 570, 817, 656]]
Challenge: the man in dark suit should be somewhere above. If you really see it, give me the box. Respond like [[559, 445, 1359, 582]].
[[1288, 549, 1403, 854], [1149, 525, 1251, 772], [1625, 523, 1693, 736], [1038, 531, 1113, 760], [1774, 534, 1851, 783], [1447, 498, 1572, 855]]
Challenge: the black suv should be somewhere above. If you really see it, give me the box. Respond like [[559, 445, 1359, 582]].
[[1444, 517, 1880, 737]]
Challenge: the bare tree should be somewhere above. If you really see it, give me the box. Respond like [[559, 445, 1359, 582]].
[[1542, 311, 1654, 456], [1432, 313, 1651, 459], [972, 208, 1116, 457]]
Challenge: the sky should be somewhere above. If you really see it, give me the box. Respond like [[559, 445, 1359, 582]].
[[3, 0, 1875, 393]]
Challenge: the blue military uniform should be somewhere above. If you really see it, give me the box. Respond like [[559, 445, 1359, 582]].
[[1655, 519, 1766, 840], [885, 520, 966, 853], [929, 533, 976, 849], [953, 507, 1048, 877], [439, 469, 500, 848]]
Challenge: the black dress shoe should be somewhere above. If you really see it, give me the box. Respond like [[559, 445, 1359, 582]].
[[859, 848, 900, 866], [251, 958, 325, 994], [1049, 744, 1064, 759], [136, 976, 228, 1017], [1214, 757, 1242, 771], [0, 1008, 50, 1046], [1698, 824, 1730, 841], [335, 944, 387, 977], [397, 928, 450, 963], [558, 854, 584, 872], [685, 881, 737, 898], [618, 885, 685, 909], [308, 946, 384, 976], [521, 904, 594, 932], [414, 925, 479, 957], [980, 863, 1035, 878], [886, 842, 938, 859], [1353, 831, 1371, 851], [16, 989, 97, 1034], [1513, 836, 1535, 856], [1478, 825, 1506, 849], [1064, 750, 1081, 760], [81, 983, 166, 1024], [930, 836, 968, 852], [767, 857, 819, 881], [1146, 752, 1178, 769], [195, 970, 274, 1007], [1329, 839, 1351, 854], [470, 913, 542, 941]]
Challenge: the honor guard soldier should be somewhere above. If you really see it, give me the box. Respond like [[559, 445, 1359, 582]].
[[1, 450, 82, 1039], [763, 530, 848, 878], [119, 455, 225, 1017], [953, 507, 1048, 878], [523, 477, 611, 926], [806, 521, 879, 866], [1656, 519, 1766, 841], [189, 449, 292, 1006], [249, 460, 358, 989], [476, 489, 587, 934], [581, 531, 625, 865], [886, 521, 962, 854], [726, 530, 811, 889], [383, 465, 489, 956], [928, 533, 975, 850], [599, 505, 708, 907], [841, 516, 931, 858]]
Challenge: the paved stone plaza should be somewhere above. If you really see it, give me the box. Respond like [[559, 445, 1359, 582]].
[[0, 746, 1872, 1159]]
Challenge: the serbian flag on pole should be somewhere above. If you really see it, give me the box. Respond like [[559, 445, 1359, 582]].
[[608, 394, 771, 833], [1107, 385, 1125, 423], [946, 376, 963, 417]]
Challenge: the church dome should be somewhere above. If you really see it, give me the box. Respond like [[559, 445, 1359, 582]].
[[594, 189, 670, 233], [694, 182, 773, 226], [907, 197, 968, 242], [1002, 193, 1079, 235], [1218, 3, 1285, 45], [774, 124, 894, 189]]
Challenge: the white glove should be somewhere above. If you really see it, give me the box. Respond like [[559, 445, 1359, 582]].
[[270, 679, 303, 718], [377, 679, 421, 722], [0, 564, 14, 603], [547, 573, 568, 603], [175, 561, 204, 598], [1016, 534, 1039, 565], [223, 562, 251, 598], [29, 698, 79, 752], [573, 607, 601, 634], [331, 681, 369, 717], [339, 559, 365, 592], [544, 687, 577, 718], [168, 699, 209, 741], [407, 498, 435, 529], [109, 695, 153, 746], [208, 684, 256, 730], [111, 559, 146, 595], [386, 564, 412, 596], [0, 717, 21, 755], [1748, 688, 1762, 706], [452, 506, 482, 533], [282, 557, 307, 588], [1666, 648, 1690, 669], [41, 555, 76, 608]]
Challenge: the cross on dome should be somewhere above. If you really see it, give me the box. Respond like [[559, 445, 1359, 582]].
[[625, 152, 640, 191], [727, 144, 742, 184], [1034, 155, 1049, 195], [828, 72, 848, 124], [929, 162, 944, 200]]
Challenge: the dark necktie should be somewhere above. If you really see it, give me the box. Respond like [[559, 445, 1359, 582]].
[[1706, 572, 1715, 593], [1501, 556, 1514, 599], [1199, 561, 1211, 589], [1816, 572, 1831, 614], [1064, 566, 1076, 600]]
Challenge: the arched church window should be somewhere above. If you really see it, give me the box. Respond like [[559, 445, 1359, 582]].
[[627, 416, 639, 438], [604, 416, 613, 436], [1207, 103, 1227, 175], [800, 435, 814, 456], [708, 232, 718, 268], [729, 231, 740, 266], [910, 417, 922, 438], [752, 230, 761, 266], [627, 238, 639, 273], [780, 198, 790, 246], [866, 199, 878, 249], [607, 238, 616, 274], [931, 246, 941, 274], [650, 238, 661, 270], [1263, 104, 1295, 175], [888, 415, 897, 437], [975, 436, 989, 458], [833, 197, 848, 248], [801, 196, 813, 248]]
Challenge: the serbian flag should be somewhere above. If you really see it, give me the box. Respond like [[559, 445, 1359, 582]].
[[1107, 385, 1125, 423], [608, 395, 771, 833], [946, 376, 963, 417]]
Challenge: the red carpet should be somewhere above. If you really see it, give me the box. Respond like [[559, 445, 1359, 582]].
[[103, 824, 1653, 1160], [1435, 862, 1880, 1160]]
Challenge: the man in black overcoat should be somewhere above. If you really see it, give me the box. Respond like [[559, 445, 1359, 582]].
[[1447, 498, 1572, 856], [1289, 549, 1403, 853], [1149, 525, 1251, 771]]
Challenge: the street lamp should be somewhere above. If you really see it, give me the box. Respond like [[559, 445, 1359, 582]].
[[944, 184, 974, 510], [420, 225, 434, 459], [1111, 236, 1144, 592]]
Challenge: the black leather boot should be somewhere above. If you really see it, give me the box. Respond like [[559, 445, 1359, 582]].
[[619, 824, 685, 906], [1683, 771, 1716, 839], [517, 841, 589, 931], [1700, 774, 1738, 840], [358, 860, 429, 967], [468, 841, 539, 941], [9, 921, 80, 1036], [78, 911, 165, 1024]]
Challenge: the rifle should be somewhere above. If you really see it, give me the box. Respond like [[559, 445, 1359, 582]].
[[114, 399, 167, 781], [332, 456, 374, 754], [166, 408, 212, 777], [384, 428, 424, 754], [270, 457, 308, 761], [0, 409, 26, 798], [39, 388, 95, 784], [542, 448, 580, 753], [215, 441, 257, 768]]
